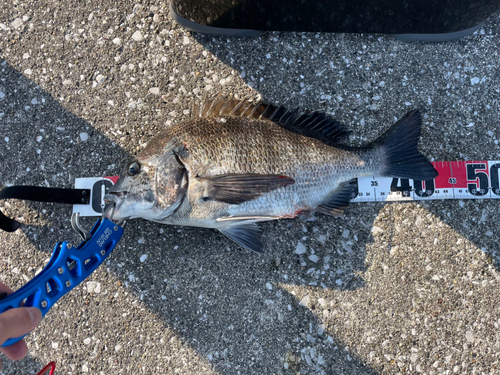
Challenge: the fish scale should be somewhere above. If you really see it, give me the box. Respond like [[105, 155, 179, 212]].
[[104, 99, 438, 253]]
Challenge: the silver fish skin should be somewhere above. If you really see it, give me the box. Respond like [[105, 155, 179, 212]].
[[104, 99, 438, 253]]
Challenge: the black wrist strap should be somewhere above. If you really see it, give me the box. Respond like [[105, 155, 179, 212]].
[[0, 186, 90, 232]]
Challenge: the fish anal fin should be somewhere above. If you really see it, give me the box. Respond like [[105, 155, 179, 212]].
[[316, 179, 357, 217], [219, 223, 264, 253], [200, 173, 295, 205]]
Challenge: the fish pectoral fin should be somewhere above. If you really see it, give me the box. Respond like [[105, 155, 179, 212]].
[[200, 173, 294, 204], [316, 179, 358, 217], [219, 223, 264, 254]]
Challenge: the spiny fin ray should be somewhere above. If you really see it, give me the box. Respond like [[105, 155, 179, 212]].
[[192, 97, 350, 144], [316, 179, 358, 216]]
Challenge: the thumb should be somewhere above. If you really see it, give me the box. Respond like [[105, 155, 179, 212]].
[[0, 307, 43, 345]]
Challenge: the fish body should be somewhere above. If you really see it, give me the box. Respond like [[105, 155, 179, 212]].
[[105, 99, 438, 253]]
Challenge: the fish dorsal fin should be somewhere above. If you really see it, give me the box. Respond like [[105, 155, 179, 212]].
[[272, 110, 351, 144], [192, 97, 350, 144], [192, 95, 271, 119]]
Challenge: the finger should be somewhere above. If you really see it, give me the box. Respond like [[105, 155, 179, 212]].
[[0, 283, 13, 294], [0, 307, 42, 346], [0, 339, 28, 360]]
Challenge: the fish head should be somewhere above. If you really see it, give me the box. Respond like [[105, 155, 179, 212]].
[[104, 147, 187, 221]]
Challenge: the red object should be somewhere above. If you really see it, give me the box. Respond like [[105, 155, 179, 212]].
[[36, 361, 56, 375], [104, 176, 120, 184]]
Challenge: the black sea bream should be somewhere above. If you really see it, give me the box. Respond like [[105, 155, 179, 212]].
[[104, 98, 438, 253]]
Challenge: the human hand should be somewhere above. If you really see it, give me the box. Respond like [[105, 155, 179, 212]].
[[0, 282, 42, 370]]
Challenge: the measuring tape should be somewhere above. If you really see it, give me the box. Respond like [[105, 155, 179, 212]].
[[353, 160, 500, 202], [74, 161, 500, 217]]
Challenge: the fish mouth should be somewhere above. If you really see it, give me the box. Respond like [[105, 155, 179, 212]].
[[103, 192, 130, 221], [103, 191, 127, 204]]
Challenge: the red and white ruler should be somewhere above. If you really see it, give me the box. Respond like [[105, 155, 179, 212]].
[[74, 161, 500, 217], [353, 160, 500, 202]]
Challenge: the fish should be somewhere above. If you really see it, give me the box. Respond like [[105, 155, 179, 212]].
[[104, 97, 438, 253]]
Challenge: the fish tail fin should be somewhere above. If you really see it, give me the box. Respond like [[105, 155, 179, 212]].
[[376, 110, 438, 181]]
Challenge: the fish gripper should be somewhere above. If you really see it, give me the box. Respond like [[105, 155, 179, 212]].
[[0, 217, 124, 347]]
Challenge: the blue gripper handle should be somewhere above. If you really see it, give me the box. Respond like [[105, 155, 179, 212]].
[[0, 218, 124, 347]]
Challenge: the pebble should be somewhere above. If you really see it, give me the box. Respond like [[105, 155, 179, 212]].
[[52, 341, 59, 349], [371, 226, 383, 235], [115, 344, 122, 352], [132, 31, 143, 41], [149, 87, 160, 95], [87, 281, 101, 294], [140, 254, 147, 263], [95, 74, 105, 83], [471, 77, 480, 85], [309, 254, 319, 263], [112, 37, 121, 45], [83, 338, 91, 345], [299, 294, 309, 307], [0, 92, 5, 99], [295, 241, 307, 255], [24, 69, 32, 75], [62, 79, 72, 85], [265, 282, 273, 290], [80, 132, 89, 141], [82, 364, 88, 373], [465, 330, 474, 342], [11, 18, 23, 29], [318, 324, 325, 335]]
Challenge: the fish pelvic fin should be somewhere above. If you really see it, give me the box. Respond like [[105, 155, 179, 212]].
[[316, 179, 357, 216], [219, 223, 264, 253], [376, 110, 438, 181]]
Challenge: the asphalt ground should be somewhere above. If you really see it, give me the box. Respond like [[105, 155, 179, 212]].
[[1, 1, 500, 374]]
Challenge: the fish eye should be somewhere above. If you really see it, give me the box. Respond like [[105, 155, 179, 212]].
[[127, 161, 141, 176]]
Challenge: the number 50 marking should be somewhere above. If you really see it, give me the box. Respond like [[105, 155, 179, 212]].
[[467, 163, 488, 196]]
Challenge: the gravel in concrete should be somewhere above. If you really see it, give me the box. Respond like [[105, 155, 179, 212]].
[[1, 1, 500, 374]]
